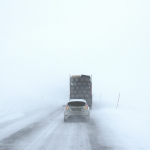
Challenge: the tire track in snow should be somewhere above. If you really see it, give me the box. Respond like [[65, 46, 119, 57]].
[[23, 110, 63, 150], [0, 109, 62, 150], [0, 105, 114, 150]]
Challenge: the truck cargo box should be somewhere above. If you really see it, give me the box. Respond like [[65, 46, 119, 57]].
[[69, 75, 92, 109]]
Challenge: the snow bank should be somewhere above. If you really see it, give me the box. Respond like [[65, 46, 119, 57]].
[[92, 100, 150, 150], [0, 97, 64, 125], [0, 109, 24, 124], [0, 102, 25, 124]]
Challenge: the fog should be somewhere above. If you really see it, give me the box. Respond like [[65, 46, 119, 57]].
[[0, 0, 150, 111]]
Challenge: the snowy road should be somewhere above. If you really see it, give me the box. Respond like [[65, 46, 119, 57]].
[[0, 107, 110, 150]]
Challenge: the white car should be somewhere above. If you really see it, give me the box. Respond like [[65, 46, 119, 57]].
[[64, 99, 90, 122]]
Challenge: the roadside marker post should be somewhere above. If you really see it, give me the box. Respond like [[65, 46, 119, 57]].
[[116, 92, 120, 109]]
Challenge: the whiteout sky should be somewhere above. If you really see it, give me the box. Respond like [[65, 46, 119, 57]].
[[0, 0, 150, 111]]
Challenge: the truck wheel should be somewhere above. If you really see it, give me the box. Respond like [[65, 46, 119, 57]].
[[90, 106, 92, 110]]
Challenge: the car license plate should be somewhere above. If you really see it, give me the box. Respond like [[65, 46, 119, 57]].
[[71, 108, 82, 111]]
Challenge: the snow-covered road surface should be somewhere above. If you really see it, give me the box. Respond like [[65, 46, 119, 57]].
[[0, 107, 108, 150], [1, 105, 149, 150]]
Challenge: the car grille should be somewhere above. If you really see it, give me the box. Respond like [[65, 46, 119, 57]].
[[71, 108, 82, 111]]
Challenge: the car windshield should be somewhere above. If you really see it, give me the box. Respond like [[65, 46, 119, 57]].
[[68, 101, 86, 107]]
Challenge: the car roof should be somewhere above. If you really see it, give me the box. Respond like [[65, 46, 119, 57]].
[[68, 99, 86, 103]]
